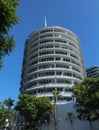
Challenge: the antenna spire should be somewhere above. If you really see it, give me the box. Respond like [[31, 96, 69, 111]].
[[44, 16, 47, 27]]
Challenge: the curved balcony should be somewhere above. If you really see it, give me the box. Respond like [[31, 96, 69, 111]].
[[20, 26, 86, 103]]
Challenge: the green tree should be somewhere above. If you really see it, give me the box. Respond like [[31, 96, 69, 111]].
[[0, 98, 15, 129], [35, 97, 54, 123], [15, 94, 53, 129], [0, 101, 5, 128], [4, 97, 14, 108], [0, 0, 20, 68], [73, 78, 99, 130], [3, 98, 15, 121]]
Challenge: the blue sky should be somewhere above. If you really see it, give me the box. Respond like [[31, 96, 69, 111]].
[[0, 0, 99, 102]]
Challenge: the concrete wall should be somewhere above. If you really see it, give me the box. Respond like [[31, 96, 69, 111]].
[[40, 101, 99, 130]]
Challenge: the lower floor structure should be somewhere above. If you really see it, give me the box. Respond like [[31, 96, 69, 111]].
[[14, 101, 99, 130], [40, 102, 99, 130]]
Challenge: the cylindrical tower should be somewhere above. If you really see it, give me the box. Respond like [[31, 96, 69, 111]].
[[20, 26, 86, 103]]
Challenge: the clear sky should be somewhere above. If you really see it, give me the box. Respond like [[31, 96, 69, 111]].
[[0, 0, 99, 102]]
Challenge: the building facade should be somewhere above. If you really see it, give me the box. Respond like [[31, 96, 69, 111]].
[[19, 26, 99, 130], [86, 66, 99, 78], [20, 26, 86, 103]]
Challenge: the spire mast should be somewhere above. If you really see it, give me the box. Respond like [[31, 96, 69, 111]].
[[44, 16, 47, 27]]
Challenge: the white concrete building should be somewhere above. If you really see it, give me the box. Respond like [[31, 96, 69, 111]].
[[20, 26, 99, 130], [20, 26, 85, 102]]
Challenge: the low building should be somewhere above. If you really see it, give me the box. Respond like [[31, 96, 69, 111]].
[[86, 66, 99, 78]]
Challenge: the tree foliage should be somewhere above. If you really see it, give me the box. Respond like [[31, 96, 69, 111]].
[[15, 94, 54, 123], [4, 97, 14, 108], [73, 78, 99, 121], [0, 98, 15, 128], [0, 0, 20, 68]]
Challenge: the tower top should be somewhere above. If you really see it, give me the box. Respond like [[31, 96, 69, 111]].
[[44, 16, 47, 27]]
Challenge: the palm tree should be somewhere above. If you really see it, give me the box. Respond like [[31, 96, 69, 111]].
[[53, 88, 61, 130], [4, 98, 14, 109], [3, 98, 15, 129]]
